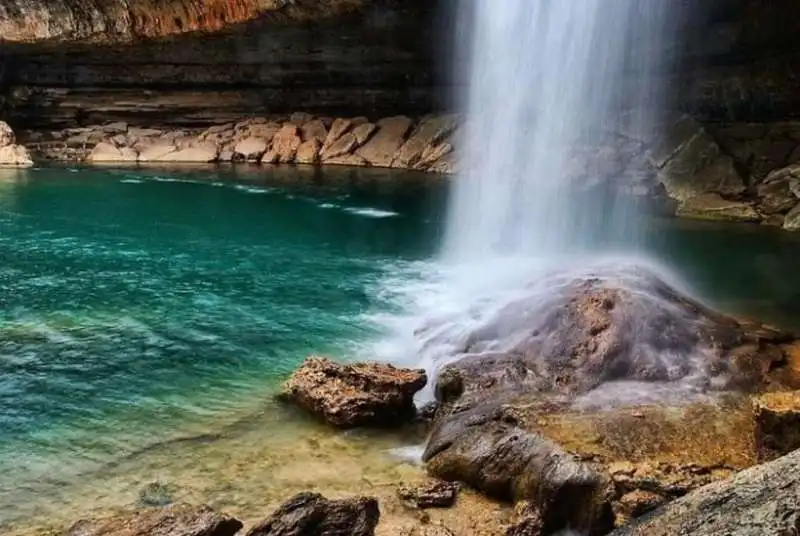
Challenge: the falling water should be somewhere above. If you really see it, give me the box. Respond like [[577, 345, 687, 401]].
[[373, 2, 696, 403], [445, 0, 675, 259]]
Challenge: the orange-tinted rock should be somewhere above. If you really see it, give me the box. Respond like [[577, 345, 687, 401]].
[[264, 124, 301, 164], [322, 118, 354, 153], [356, 116, 413, 167], [279, 356, 427, 428], [321, 132, 359, 160], [300, 119, 328, 144], [753, 391, 800, 462], [296, 139, 321, 164], [394, 115, 458, 168]]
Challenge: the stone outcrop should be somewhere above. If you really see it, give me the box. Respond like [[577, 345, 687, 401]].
[[1, 0, 440, 129], [0, 120, 33, 166], [753, 391, 800, 462], [279, 356, 427, 428], [418, 264, 800, 533], [609, 447, 800, 536], [67, 504, 243, 536], [24, 114, 460, 172], [246, 492, 379, 536]]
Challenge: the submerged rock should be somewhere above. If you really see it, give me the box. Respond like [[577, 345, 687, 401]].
[[247, 492, 379, 536], [610, 448, 800, 535], [280, 356, 427, 428], [68, 503, 242, 536], [138, 481, 180, 507], [397, 480, 460, 509]]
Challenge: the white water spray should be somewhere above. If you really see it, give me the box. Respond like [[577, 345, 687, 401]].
[[372, 2, 693, 400], [446, 1, 674, 258]]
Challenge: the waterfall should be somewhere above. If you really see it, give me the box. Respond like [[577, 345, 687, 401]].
[[371, 2, 688, 399], [445, 0, 674, 259]]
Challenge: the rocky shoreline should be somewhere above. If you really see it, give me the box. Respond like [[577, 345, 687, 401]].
[[6, 113, 800, 232], [53, 269, 800, 536]]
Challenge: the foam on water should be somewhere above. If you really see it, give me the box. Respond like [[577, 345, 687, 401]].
[[345, 207, 400, 218]]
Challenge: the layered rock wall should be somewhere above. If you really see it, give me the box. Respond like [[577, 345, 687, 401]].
[[1, 0, 444, 129]]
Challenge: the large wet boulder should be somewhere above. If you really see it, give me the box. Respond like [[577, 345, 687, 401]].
[[418, 264, 799, 533], [610, 447, 800, 535], [279, 356, 427, 428], [246, 492, 379, 536], [67, 504, 242, 536]]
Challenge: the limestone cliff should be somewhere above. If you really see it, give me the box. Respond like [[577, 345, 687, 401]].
[[0, 0, 365, 43], [0, 0, 443, 129]]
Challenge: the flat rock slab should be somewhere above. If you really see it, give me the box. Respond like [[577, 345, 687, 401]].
[[610, 448, 800, 536], [280, 356, 427, 428], [68, 504, 242, 536], [397, 480, 460, 509], [247, 492, 379, 536]]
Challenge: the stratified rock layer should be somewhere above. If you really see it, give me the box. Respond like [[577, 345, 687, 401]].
[[280, 356, 427, 428]]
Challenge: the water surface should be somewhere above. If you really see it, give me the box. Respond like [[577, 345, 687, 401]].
[[1, 165, 799, 531]]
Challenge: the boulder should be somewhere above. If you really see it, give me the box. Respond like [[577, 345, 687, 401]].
[[648, 116, 746, 202], [87, 142, 138, 163], [784, 203, 800, 231], [0, 144, 34, 166], [393, 115, 458, 168], [424, 415, 613, 535], [234, 137, 269, 162], [416, 143, 454, 171], [138, 143, 178, 162], [352, 123, 377, 146], [397, 481, 460, 509], [420, 266, 799, 535], [0, 121, 16, 146], [246, 492, 379, 536], [321, 118, 354, 153], [128, 127, 164, 138], [279, 356, 426, 428], [609, 448, 800, 536], [157, 143, 218, 163], [323, 154, 369, 167], [263, 124, 301, 164], [67, 504, 242, 536], [296, 139, 321, 165], [321, 132, 359, 160], [757, 178, 798, 214], [753, 391, 800, 462], [300, 119, 328, 144], [356, 116, 413, 167], [676, 193, 761, 222]]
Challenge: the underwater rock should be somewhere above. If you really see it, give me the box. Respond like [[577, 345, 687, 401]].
[[753, 390, 800, 462], [609, 447, 800, 536], [280, 356, 427, 428], [247, 492, 379, 536], [138, 481, 180, 507], [67, 503, 242, 536], [397, 480, 460, 509]]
